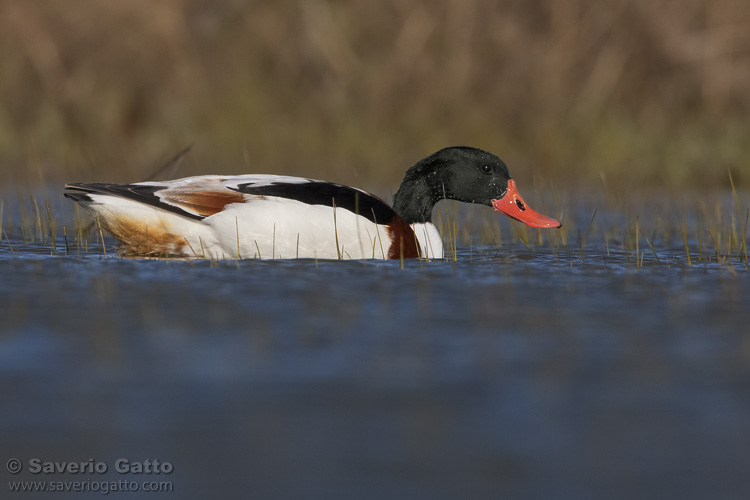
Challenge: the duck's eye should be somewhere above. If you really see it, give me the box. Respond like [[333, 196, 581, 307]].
[[480, 165, 492, 174]]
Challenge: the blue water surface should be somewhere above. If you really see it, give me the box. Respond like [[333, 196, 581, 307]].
[[1, 213, 749, 499]]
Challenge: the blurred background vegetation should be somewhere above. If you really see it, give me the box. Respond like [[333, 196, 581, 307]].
[[0, 0, 749, 190]]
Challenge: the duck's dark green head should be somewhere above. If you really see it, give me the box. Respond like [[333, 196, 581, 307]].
[[393, 146, 561, 228]]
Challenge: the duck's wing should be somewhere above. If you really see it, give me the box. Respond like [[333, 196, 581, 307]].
[[64, 175, 256, 221], [64, 174, 399, 223], [223, 176, 398, 225]]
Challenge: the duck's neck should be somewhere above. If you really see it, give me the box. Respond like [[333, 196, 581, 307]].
[[392, 175, 437, 224]]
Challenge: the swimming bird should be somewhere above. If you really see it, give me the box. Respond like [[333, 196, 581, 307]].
[[64, 146, 561, 260]]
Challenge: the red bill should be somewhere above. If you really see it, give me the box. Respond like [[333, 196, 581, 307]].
[[491, 179, 561, 228]]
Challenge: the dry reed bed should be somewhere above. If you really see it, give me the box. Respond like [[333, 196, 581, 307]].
[[0, 0, 749, 189]]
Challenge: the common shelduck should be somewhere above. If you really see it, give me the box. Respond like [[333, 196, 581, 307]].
[[64, 146, 561, 260]]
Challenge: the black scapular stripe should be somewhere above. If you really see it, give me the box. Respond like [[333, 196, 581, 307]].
[[64, 183, 204, 220], [234, 181, 396, 224]]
